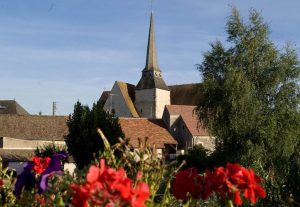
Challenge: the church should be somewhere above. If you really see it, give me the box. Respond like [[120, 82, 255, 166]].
[[0, 13, 214, 167], [100, 13, 214, 155]]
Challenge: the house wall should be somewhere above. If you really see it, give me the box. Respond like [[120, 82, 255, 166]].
[[155, 89, 170, 119], [193, 136, 215, 151], [2, 137, 65, 149], [172, 117, 193, 151], [162, 108, 179, 129], [103, 82, 133, 117]]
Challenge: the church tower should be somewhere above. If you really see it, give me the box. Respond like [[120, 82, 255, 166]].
[[135, 12, 170, 119]]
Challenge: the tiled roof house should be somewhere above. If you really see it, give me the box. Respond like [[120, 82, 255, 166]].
[[163, 105, 214, 151], [0, 114, 68, 161]]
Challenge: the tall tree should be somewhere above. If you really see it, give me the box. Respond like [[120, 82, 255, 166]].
[[196, 8, 300, 205], [66, 101, 124, 169]]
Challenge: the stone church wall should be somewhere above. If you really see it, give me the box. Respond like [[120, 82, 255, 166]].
[[103, 82, 133, 117], [135, 89, 155, 118]]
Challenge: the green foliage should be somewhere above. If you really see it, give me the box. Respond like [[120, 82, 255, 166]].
[[177, 145, 211, 172], [34, 143, 67, 158], [0, 158, 16, 207], [94, 129, 181, 207], [65, 100, 124, 169], [196, 8, 300, 206]]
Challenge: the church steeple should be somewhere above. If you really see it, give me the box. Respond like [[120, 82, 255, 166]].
[[136, 12, 168, 91], [134, 12, 170, 119], [144, 12, 160, 72]]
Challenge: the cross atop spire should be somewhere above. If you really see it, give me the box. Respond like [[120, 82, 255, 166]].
[[144, 12, 161, 72]]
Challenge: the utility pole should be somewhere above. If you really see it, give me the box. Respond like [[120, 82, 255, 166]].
[[52, 101, 56, 116]]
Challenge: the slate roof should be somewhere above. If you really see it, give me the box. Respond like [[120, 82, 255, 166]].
[[100, 83, 202, 107], [119, 118, 177, 148], [0, 115, 68, 141], [136, 74, 169, 91], [116, 81, 139, 118], [99, 91, 110, 105], [0, 100, 30, 115], [135, 13, 169, 91], [169, 83, 202, 105], [144, 12, 160, 72], [165, 105, 209, 136]]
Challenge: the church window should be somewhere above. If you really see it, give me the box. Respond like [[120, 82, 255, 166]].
[[140, 108, 143, 113]]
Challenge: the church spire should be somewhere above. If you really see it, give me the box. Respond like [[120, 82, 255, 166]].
[[136, 12, 168, 91], [144, 12, 160, 72]]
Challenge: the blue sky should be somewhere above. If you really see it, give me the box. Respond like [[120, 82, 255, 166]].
[[1, 1, 300, 115]]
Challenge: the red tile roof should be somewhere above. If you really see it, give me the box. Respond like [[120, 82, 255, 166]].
[[119, 118, 177, 148], [165, 105, 209, 136]]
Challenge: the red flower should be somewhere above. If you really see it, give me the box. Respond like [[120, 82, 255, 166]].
[[242, 169, 266, 204], [233, 191, 242, 206], [35, 194, 46, 206], [32, 156, 51, 174], [212, 163, 266, 206], [70, 159, 149, 207], [70, 184, 90, 207], [172, 168, 203, 200], [172, 164, 266, 206], [131, 182, 150, 207]]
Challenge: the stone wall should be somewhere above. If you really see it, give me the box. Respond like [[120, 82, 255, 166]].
[[135, 89, 155, 118], [103, 82, 133, 117]]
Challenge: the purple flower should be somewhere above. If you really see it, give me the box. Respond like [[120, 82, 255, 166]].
[[14, 162, 35, 198], [38, 152, 68, 193]]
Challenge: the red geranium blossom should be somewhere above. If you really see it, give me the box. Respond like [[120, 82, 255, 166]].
[[172, 163, 266, 206], [32, 156, 51, 174], [212, 163, 266, 206], [172, 168, 204, 200], [70, 159, 149, 207]]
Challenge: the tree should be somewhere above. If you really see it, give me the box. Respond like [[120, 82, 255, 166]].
[[196, 8, 300, 205], [65, 100, 124, 169]]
